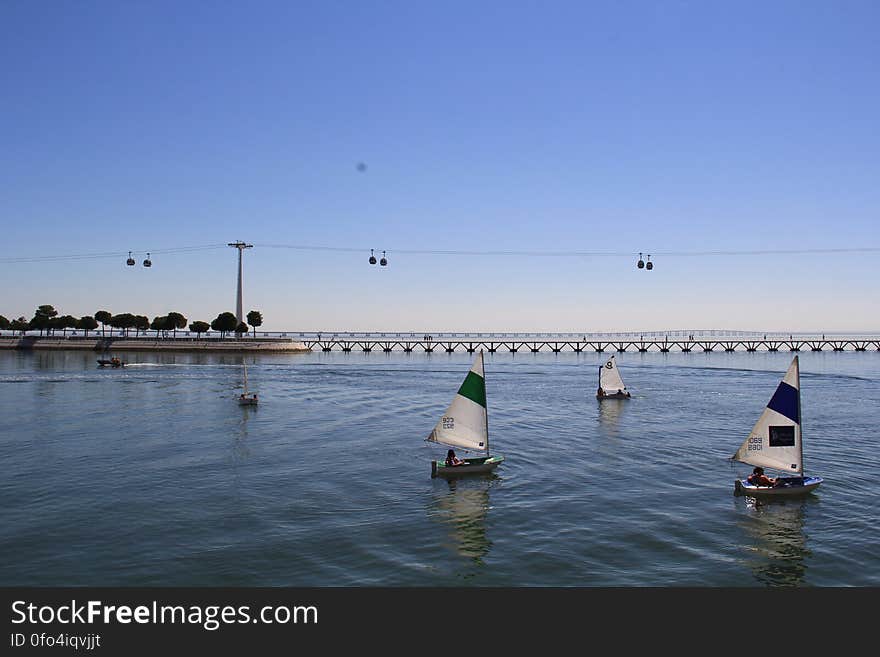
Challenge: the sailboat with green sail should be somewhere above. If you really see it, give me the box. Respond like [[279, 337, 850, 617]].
[[428, 350, 504, 478]]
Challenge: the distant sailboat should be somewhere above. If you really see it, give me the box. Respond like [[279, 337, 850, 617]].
[[238, 360, 258, 406], [732, 356, 822, 497], [428, 351, 504, 478], [596, 356, 630, 399]]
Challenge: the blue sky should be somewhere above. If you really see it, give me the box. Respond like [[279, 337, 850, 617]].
[[3, 0, 878, 333]]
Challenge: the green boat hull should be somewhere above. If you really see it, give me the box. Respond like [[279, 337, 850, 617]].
[[431, 455, 504, 478]]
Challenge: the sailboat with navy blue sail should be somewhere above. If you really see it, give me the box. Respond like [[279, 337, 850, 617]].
[[733, 356, 822, 497]]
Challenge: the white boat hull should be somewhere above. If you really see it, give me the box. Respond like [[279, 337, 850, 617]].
[[597, 392, 630, 400], [734, 476, 822, 497], [431, 455, 503, 478]]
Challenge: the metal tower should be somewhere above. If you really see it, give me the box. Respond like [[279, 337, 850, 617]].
[[228, 241, 253, 326]]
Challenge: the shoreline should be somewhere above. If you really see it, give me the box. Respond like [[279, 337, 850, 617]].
[[0, 337, 311, 353]]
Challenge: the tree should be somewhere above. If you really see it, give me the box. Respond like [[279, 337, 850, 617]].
[[166, 312, 187, 337], [150, 315, 169, 338], [210, 312, 237, 338], [119, 313, 138, 336], [11, 317, 29, 335], [108, 314, 121, 336], [135, 316, 149, 337], [55, 315, 78, 337], [31, 304, 58, 336], [247, 310, 263, 339], [110, 313, 137, 337], [235, 321, 249, 337], [77, 316, 98, 338], [95, 310, 112, 337], [0, 315, 10, 331], [189, 321, 210, 338]]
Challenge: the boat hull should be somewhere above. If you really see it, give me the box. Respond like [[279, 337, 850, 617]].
[[431, 455, 503, 478], [734, 476, 823, 497], [237, 397, 258, 406], [597, 392, 630, 399]]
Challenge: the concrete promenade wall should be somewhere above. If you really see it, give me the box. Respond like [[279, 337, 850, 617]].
[[0, 337, 311, 352]]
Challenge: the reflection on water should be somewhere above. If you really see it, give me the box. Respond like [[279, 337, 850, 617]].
[[233, 409, 253, 460], [429, 477, 494, 564], [597, 398, 627, 437], [737, 496, 814, 586]]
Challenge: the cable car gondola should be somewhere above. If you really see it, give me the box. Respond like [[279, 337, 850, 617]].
[[126, 251, 135, 266], [143, 253, 152, 267], [379, 250, 387, 266], [637, 252, 645, 269], [369, 249, 377, 265]]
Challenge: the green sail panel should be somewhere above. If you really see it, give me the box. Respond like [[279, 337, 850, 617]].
[[457, 371, 487, 408]]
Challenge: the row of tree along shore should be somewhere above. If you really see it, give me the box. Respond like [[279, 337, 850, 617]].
[[0, 305, 264, 339]]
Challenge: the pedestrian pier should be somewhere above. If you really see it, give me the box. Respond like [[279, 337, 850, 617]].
[[5, 330, 878, 354], [299, 333, 880, 354]]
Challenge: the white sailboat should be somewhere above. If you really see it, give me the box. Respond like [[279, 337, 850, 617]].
[[428, 351, 504, 478], [596, 356, 631, 399], [733, 356, 822, 497], [238, 360, 258, 406]]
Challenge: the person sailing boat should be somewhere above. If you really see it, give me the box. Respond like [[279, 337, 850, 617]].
[[445, 449, 466, 467], [747, 467, 777, 487]]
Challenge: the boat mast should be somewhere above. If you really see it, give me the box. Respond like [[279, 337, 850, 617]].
[[482, 350, 490, 456]]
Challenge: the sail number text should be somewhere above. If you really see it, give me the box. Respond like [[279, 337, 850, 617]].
[[747, 436, 763, 451], [441, 417, 454, 430]]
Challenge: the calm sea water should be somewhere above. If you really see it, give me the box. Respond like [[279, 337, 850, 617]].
[[1, 349, 878, 587]]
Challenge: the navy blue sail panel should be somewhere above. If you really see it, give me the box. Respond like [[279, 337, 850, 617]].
[[767, 381, 799, 423]]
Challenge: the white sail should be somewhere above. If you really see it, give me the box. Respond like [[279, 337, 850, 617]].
[[599, 356, 627, 394], [427, 352, 489, 452], [238, 360, 258, 404], [733, 357, 802, 474]]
